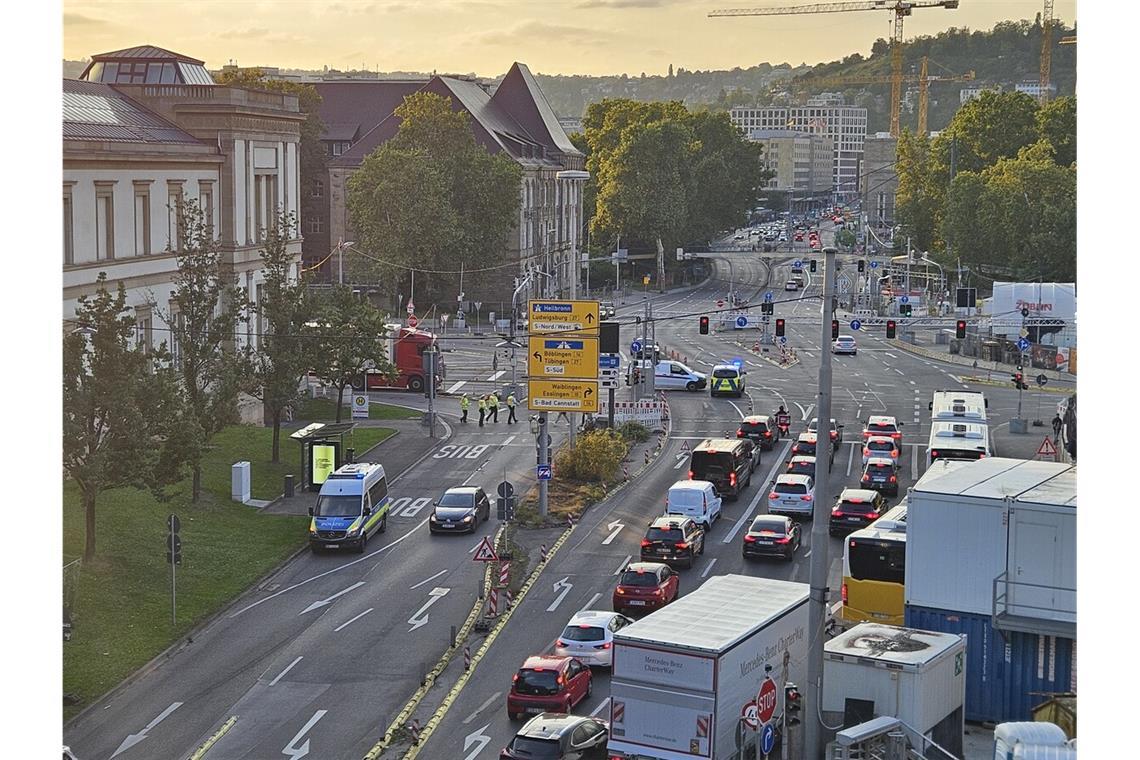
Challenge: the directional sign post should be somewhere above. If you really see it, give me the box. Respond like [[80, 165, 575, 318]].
[[736, 315, 749, 328], [1017, 337, 1031, 353], [528, 300, 600, 335], [761, 723, 776, 755], [764, 291, 773, 303], [527, 336, 600, 377], [526, 379, 599, 413], [869, 260, 879, 269], [630, 339, 643, 355], [900, 295, 909, 305], [850, 319, 862, 331]]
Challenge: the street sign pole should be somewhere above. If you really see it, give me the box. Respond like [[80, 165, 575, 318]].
[[538, 412, 549, 518], [805, 248, 837, 760]]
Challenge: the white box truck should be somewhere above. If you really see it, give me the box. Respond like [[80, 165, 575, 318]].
[[607, 575, 809, 760]]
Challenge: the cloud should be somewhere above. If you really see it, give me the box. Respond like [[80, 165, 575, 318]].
[[217, 27, 306, 44], [64, 12, 106, 26], [479, 21, 620, 47], [575, 0, 678, 8]]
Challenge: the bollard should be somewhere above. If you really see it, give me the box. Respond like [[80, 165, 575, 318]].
[[567, 515, 575, 528], [540, 544, 548, 562], [464, 645, 472, 671], [410, 719, 421, 745], [420, 662, 427, 686], [346, 447, 355, 464], [505, 589, 513, 609], [450, 624, 457, 648], [488, 588, 499, 616], [645, 450, 650, 465], [284, 474, 295, 499], [623, 464, 629, 481]]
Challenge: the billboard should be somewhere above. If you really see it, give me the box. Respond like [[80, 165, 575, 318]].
[[990, 282, 1075, 322]]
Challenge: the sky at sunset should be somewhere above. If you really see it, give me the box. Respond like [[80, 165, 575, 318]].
[[64, 0, 1076, 77]]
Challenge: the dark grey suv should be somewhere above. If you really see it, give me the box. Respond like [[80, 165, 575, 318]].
[[500, 713, 609, 759], [429, 486, 490, 534]]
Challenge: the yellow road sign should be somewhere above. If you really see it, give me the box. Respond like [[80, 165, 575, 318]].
[[528, 300, 600, 336], [526, 379, 600, 413], [527, 336, 599, 379]]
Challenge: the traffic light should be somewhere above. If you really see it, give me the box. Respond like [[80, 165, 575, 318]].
[[166, 514, 182, 565], [899, 304, 912, 317], [775, 318, 785, 338], [831, 319, 839, 340], [699, 315, 709, 335], [1012, 372, 1024, 390], [886, 320, 897, 339], [955, 319, 967, 339], [785, 683, 802, 727], [857, 259, 865, 273], [809, 259, 817, 273], [761, 302, 774, 315]]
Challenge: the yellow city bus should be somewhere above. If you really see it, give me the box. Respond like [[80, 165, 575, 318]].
[[839, 503, 907, 627]]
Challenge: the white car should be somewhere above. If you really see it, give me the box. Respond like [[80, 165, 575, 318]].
[[767, 474, 815, 519], [785, 281, 798, 291], [862, 435, 902, 465], [553, 610, 634, 667], [832, 335, 857, 355]]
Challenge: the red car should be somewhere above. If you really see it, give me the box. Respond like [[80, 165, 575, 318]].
[[507, 655, 593, 720], [612, 561, 679, 615]]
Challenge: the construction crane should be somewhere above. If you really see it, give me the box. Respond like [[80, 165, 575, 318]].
[[789, 56, 974, 135], [1039, 0, 1054, 104], [710, 0, 960, 137]]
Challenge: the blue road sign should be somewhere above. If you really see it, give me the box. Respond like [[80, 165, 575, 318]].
[[1017, 337, 1030, 352], [869, 260, 879, 269], [599, 354, 620, 369], [736, 315, 748, 328], [850, 319, 862, 331], [631, 339, 643, 354], [536, 464, 552, 481], [778, 336, 788, 345], [764, 291, 774, 302], [793, 260, 803, 268], [761, 724, 776, 755], [900, 295, 910, 304], [732, 357, 744, 370]]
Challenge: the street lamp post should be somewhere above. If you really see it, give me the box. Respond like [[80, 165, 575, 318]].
[[557, 170, 591, 449]]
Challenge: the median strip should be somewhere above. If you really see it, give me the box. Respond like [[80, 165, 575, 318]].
[[188, 715, 237, 760]]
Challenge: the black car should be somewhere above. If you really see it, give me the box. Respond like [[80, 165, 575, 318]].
[[860, 459, 900, 498], [828, 488, 887, 536], [791, 433, 834, 468], [640, 517, 705, 569], [689, 438, 757, 501], [500, 713, 609, 759], [737, 414, 777, 451], [429, 487, 491, 534], [785, 455, 817, 477], [742, 515, 801, 562]]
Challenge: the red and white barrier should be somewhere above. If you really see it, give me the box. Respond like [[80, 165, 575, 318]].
[[600, 400, 665, 430], [488, 588, 499, 616], [499, 562, 510, 586]]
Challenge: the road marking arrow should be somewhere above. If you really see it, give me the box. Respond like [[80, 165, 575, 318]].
[[281, 709, 328, 760], [546, 577, 574, 613], [408, 586, 451, 632], [463, 722, 492, 760], [110, 702, 183, 758], [602, 520, 625, 546], [299, 581, 365, 615]]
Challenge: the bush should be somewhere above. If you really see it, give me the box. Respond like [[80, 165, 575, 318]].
[[553, 430, 626, 482], [617, 421, 651, 443]]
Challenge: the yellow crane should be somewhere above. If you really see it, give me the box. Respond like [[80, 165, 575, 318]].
[[1039, 0, 1054, 104], [789, 55, 974, 135], [710, 0, 960, 137]]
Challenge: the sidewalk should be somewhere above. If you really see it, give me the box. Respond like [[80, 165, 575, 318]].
[[259, 417, 440, 516]]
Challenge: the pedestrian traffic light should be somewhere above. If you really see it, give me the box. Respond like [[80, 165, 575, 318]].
[[762, 302, 773, 315], [1012, 372, 1024, 390], [899, 304, 911, 317], [955, 319, 967, 339], [857, 259, 865, 273], [886, 320, 897, 339], [166, 514, 182, 565], [831, 319, 839, 340], [699, 315, 709, 335], [785, 683, 802, 727], [775, 318, 785, 338], [809, 259, 817, 273]]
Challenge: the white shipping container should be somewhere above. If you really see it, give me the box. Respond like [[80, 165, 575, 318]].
[[823, 623, 966, 751]]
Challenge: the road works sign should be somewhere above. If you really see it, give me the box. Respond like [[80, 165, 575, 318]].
[[526, 379, 599, 413], [527, 336, 600, 378], [528, 300, 600, 335], [1036, 436, 1058, 460], [472, 536, 499, 562]]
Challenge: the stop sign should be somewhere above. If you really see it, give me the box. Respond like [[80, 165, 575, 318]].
[[408, 315, 419, 328], [756, 677, 778, 724]]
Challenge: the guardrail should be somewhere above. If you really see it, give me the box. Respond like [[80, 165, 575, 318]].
[[993, 571, 1076, 637]]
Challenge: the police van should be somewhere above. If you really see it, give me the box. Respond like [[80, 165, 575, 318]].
[[709, 364, 745, 398], [308, 462, 390, 553]]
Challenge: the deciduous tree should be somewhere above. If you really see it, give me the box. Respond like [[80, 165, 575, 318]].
[[307, 288, 395, 422]]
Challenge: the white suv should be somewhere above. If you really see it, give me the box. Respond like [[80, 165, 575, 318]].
[[768, 474, 815, 520], [553, 610, 634, 667]]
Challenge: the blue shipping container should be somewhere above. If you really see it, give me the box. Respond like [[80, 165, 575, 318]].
[[905, 606, 1075, 724]]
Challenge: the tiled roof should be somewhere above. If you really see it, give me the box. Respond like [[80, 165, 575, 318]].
[[90, 45, 205, 64], [492, 63, 582, 157], [63, 79, 203, 145], [314, 80, 426, 146]]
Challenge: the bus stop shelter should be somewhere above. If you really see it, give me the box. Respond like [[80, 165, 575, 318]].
[[289, 422, 358, 492]]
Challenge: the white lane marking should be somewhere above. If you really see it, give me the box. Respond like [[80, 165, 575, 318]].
[[723, 441, 791, 544], [462, 694, 502, 725], [282, 709, 328, 760], [591, 697, 612, 718], [334, 608, 374, 632], [613, 555, 631, 575], [909, 380, 916, 385], [803, 549, 812, 559], [488, 370, 507, 381], [502, 435, 516, 446], [300, 581, 366, 615], [230, 517, 430, 618], [846, 441, 856, 477], [728, 400, 747, 420], [674, 455, 688, 470], [579, 592, 603, 612], [746, 360, 761, 367], [912, 455, 920, 480], [885, 352, 898, 359], [463, 723, 493, 760], [701, 557, 718, 578], [546, 577, 574, 612], [446, 381, 467, 394], [602, 520, 626, 545], [269, 656, 304, 686], [110, 702, 183, 759], [410, 569, 448, 590], [894, 369, 905, 375], [408, 587, 451, 632]]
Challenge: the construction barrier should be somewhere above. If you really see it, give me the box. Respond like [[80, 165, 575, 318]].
[[600, 400, 666, 431], [488, 588, 499, 617], [409, 719, 421, 745], [464, 646, 471, 671], [498, 562, 510, 586], [540, 544, 548, 562]]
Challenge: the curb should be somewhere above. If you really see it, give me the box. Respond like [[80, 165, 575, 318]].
[[885, 338, 1074, 384]]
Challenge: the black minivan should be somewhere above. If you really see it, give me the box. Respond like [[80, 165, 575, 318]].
[[689, 438, 758, 501]]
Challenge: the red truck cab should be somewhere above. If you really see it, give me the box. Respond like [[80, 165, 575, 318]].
[[357, 325, 444, 393]]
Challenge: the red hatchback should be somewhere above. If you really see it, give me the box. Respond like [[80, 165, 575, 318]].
[[508, 656, 593, 720], [612, 562, 679, 615]]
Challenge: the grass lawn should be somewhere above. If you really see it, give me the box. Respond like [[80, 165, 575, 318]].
[[62, 422, 393, 720], [297, 396, 422, 421]]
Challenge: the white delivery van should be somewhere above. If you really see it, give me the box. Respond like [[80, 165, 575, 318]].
[[666, 480, 722, 529], [654, 360, 707, 391]]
